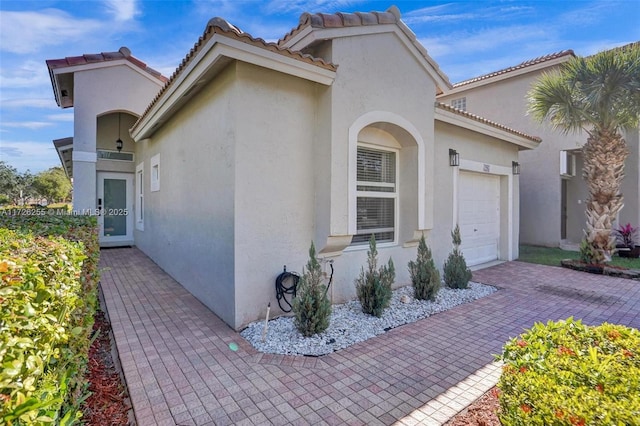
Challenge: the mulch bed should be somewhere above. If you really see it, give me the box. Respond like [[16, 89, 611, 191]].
[[82, 309, 132, 425], [561, 259, 640, 280], [445, 387, 501, 426]]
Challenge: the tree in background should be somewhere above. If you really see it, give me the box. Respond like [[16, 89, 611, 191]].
[[32, 167, 72, 204], [528, 43, 640, 263], [0, 161, 35, 205], [0, 161, 17, 205]]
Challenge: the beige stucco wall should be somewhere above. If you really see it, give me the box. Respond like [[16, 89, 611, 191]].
[[128, 30, 525, 330], [310, 31, 439, 306], [439, 69, 640, 247], [133, 64, 238, 327], [433, 120, 520, 263], [620, 128, 640, 229], [564, 154, 588, 243], [439, 71, 582, 246], [71, 64, 163, 210], [232, 63, 320, 328]]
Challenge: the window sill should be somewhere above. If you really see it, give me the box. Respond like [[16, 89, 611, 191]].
[[344, 241, 398, 252]]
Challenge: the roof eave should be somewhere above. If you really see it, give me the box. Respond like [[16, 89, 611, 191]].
[[132, 34, 336, 140], [46, 67, 73, 108], [434, 105, 541, 150], [444, 55, 574, 96], [53, 137, 74, 178]]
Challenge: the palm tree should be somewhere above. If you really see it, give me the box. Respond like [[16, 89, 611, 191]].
[[528, 43, 640, 263]]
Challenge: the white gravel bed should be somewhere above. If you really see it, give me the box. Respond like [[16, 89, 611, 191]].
[[240, 282, 497, 356]]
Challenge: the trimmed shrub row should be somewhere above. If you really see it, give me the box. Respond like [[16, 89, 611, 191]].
[[1, 214, 99, 425], [498, 318, 640, 425]]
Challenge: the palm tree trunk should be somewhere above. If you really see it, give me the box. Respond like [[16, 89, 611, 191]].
[[582, 130, 628, 263]]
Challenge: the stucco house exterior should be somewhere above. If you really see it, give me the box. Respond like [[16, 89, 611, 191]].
[[438, 45, 640, 248], [47, 6, 540, 330]]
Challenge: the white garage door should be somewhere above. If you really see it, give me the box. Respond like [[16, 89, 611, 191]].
[[458, 171, 500, 266]]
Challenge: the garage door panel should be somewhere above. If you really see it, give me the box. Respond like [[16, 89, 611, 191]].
[[458, 172, 500, 266]]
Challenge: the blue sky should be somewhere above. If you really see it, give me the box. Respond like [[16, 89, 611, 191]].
[[1, 0, 638, 174]]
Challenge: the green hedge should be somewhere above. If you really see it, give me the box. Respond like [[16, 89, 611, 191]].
[[0, 214, 99, 425], [498, 318, 640, 425]]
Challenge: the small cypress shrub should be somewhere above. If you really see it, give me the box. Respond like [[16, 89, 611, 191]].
[[443, 224, 472, 289], [408, 234, 440, 300], [356, 235, 395, 317], [292, 241, 331, 337]]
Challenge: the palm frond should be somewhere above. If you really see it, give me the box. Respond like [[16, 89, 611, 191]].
[[528, 71, 586, 134], [528, 43, 640, 134]]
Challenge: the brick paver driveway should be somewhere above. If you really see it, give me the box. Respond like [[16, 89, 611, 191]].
[[99, 248, 640, 425]]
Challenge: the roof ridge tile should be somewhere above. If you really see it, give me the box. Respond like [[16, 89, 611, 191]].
[[452, 50, 575, 88], [46, 47, 168, 83]]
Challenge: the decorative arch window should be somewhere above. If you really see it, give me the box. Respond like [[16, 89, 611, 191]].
[[348, 112, 427, 251]]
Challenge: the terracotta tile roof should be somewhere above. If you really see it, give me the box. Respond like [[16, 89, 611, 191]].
[[277, 6, 451, 91], [435, 102, 542, 143], [134, 17, 337, 131], [279, 8, 400, 44], [588, 41, 639, 57], [46, 47, 168, 83], [452, 50, 575, 88]]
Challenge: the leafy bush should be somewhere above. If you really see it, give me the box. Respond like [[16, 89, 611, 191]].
[[0, 213, 99, 424], [579, 237, 596, 264], [408, 234, 440, 300], [292, 242, 331, 337], [356, 235, 395, 317], [443, 225, 472, 289], [613, 222, 639, 248], [498, 318, 640, 426]]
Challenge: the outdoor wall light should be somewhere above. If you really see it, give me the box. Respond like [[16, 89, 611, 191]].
[[512, 161, 520, 175], [116, 112, 123, 152], [449, 149, 460, 167]]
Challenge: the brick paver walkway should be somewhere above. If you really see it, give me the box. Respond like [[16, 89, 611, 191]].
[[99, 248, 640, 425]]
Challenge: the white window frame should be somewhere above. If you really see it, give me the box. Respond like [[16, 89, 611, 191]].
[[560, 150, 576, 176], [97, 149, 134, 162], [150, 154, 160, 192], [351, 143, 399, 247], [135, 162, 144, 231], [451, 97, 467, 111]]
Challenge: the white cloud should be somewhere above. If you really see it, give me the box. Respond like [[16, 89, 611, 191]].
[[104, 0, 139, 22], [402, 3, 535, 25], [0, 9, 103, 54], [46, 113, 74, 122], [420, 24, 553, 59], [404, 13, 476, 24], [262, 0, 366, 15], [0, 140, 59, 173], [0, 99, 58, 109], [2, 121, 54, 130], [403, 4, 476, 25], [0, 60, 50, 89]]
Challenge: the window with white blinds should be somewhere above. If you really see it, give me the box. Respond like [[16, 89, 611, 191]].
[[353, 146, 397, 245]]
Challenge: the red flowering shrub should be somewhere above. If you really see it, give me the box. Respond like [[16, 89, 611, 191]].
[[497, 318, 639, 425]]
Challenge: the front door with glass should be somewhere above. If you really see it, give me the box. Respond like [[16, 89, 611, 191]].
[[97, 172, 134, 246]]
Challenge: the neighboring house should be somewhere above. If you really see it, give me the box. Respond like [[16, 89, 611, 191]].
[[47, 6, 540, 330], [438, 45, 640, 248]]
